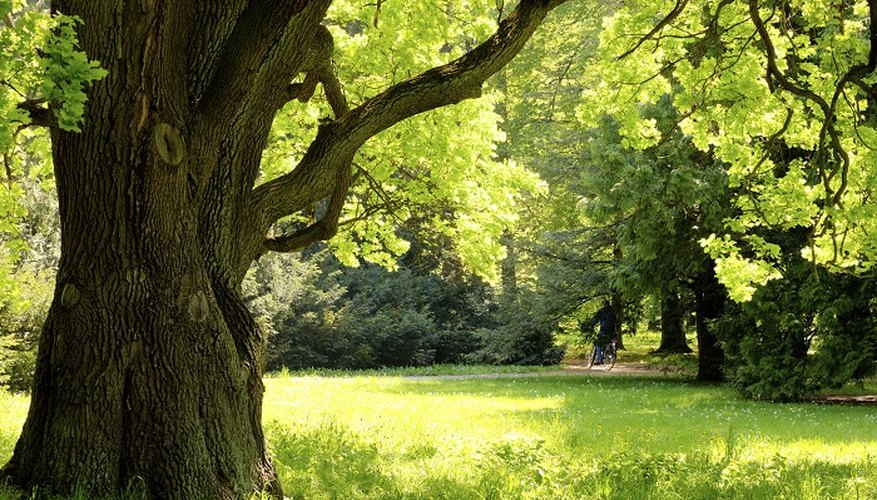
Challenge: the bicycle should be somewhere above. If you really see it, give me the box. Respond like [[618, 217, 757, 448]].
[[587, 338, 617, 371]]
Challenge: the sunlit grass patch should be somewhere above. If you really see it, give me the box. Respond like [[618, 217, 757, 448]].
[[0, 391, 28, 464], [262, 373, 877, 498]]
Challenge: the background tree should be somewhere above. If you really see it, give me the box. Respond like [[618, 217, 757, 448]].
[[578, 101, 732, 378], [581, 0, 877, 393], [0, 0, 571, 497], [484, 1, 626, 342]]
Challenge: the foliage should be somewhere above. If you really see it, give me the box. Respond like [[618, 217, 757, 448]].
[[245, 250, 492, 371], [714, 229, 877, 400], [581, 0, 877, 297], [0, 265, 51, 393], [488, 1, 616, 321], [467, 292, 565, 366], [584, 106, 729, 292], [261, 0, 544, 282], [246, 240, 569, 371], [0, 130, 56, 393], [0, 1, 105, 147]]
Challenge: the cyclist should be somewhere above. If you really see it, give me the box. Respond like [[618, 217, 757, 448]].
[[582, 299, 616, 364]]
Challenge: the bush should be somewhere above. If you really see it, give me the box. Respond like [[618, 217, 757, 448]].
[[715, 263, 877, 401], [0, 267, 53, 393], [250, 251, 568, 371], [468, 296, 565, 366], [253, 253, 496, 370]]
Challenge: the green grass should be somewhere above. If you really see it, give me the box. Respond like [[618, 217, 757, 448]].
[[1, 371, 875, 499], [265, 373, 877, 499]]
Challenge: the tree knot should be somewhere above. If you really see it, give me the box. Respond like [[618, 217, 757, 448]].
[[153, 123, 186, 166]]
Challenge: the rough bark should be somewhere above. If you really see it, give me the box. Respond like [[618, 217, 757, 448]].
[[656, 288, 692, 354], [693, 265, 725, 382], [2, 0, 570, 497]]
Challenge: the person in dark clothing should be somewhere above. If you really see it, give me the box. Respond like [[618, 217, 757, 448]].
[[582, 299, 616, 364]]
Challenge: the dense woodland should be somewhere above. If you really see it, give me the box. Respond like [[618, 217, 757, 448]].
[[0, 0, 876, 497]]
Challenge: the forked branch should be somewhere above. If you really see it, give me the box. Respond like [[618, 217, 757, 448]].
[[250, 0, 571, 241]]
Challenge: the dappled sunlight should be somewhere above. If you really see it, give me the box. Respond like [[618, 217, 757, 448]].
[[263, 374, 877, 462], [258, 373, 877, 498], [741, 438, 877, 465]]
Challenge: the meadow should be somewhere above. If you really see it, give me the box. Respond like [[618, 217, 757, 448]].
[[3, 365, 875, 499]]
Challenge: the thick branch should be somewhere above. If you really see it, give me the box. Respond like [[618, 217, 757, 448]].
[[262, 154, 352, 253], [199, 0, 321, 124], [16, 99, 52, 128], [250, 0, 570, 232]]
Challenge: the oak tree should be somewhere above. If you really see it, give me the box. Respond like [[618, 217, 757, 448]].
[[0, 0, 571, 497]]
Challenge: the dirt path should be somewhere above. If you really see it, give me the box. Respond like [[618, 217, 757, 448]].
[[403, 362, 687, 381]]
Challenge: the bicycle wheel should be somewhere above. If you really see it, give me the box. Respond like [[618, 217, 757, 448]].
[[604, 343, 617, 371], [587, 345, 597, 369]]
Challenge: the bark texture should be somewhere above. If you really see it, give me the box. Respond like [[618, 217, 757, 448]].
[[693, 265, 725, 382], [656, 288, 692, 354], [2, 0, 569, 497]]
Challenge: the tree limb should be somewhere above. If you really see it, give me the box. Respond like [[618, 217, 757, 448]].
[[617, 0, 689, 61], [250, 0, 570, 235], [261, 153, 352, 253], [748, 0, 871, 208], [199, 0, 323, 125], [16, 99, 52, 128]]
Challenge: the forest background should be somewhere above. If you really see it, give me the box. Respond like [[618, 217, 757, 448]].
[[1, 0, 876, 405]]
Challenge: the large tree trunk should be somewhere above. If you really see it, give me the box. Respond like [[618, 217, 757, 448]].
[[1, 1, 328, 497], [656, 288, 692, 354], [5, 255, 276, 498], [693, 265, 725, 382]]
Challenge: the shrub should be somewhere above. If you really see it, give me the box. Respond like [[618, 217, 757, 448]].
[[715, 263, 877, 401], [0, 267, 53, 393], [468, 296, 565, 366]]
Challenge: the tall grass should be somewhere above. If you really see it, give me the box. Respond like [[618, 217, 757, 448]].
[[1, 371, 875, 498]]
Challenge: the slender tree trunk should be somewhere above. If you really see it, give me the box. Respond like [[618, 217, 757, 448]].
[[500, 230, 518, 299], [656, 288, 692, 353], [610, 292, 625, 349], [694, 266, 725, 382]]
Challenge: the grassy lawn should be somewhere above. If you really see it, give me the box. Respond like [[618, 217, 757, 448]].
[[1, 369, 875, 498], [261, 373, 876, 499]]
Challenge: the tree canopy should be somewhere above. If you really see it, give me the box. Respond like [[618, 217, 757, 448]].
[[582, 0, 877, 299]]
